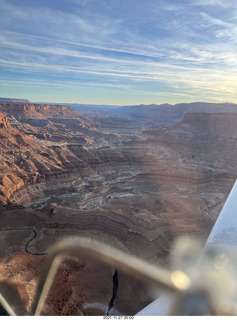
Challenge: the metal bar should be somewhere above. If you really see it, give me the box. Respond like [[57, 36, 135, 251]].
[[0, 293, 16, 316], [31, 237, 180, 315]]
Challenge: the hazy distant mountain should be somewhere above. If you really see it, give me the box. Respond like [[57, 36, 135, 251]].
[[35, 102, 122, 115], [0, 97, 30, 103], [71, 102, 237, 127]]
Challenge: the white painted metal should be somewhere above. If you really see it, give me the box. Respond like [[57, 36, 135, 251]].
[[205, 180, 237, 249]]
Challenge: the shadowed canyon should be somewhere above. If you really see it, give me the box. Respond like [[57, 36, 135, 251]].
[[0, 101, 236, 315]]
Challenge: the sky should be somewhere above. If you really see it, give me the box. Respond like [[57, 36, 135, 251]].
[[0, 0, 237, 105]]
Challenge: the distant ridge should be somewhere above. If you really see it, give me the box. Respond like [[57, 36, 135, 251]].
[[0, 97, 30, 103]]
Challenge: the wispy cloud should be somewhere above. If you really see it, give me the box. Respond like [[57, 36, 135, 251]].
[[200, 12, 234, 28], [0, 0, 237, 104], [193, 0, 236, 8]]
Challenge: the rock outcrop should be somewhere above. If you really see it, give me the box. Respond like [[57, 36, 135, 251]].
[[0, 103, 78, 119], [0, 114, 10, 129]]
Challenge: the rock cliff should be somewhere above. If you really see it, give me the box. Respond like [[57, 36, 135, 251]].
[[0, 114, 10, 129], [0, 103, 78, 119]]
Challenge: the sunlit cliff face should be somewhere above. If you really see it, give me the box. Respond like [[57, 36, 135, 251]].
[[0, 102, 236, 315]]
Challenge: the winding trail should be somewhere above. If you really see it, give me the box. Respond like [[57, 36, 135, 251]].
[[24, 228, 37, 254], [0, 227, 44, 256]]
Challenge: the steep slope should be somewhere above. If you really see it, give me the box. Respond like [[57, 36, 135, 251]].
[[0, 113, 36, 149]]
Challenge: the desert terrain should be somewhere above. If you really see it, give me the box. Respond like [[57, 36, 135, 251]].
[[0, 101, 236, 315]]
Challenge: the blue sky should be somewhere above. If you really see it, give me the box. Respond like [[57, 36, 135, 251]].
[[0, 0, 237, 105]]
